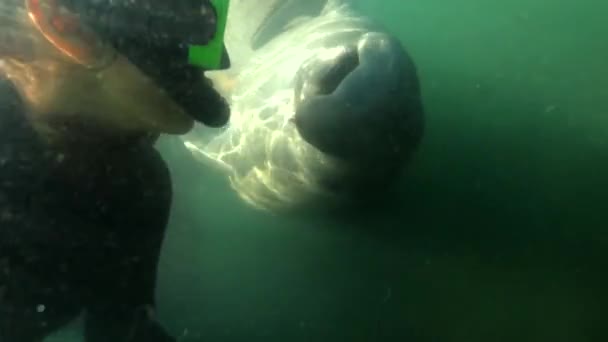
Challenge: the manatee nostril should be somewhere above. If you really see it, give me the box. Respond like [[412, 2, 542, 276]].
[[316, 47, 359, 95], [295, 46, 360, 107]]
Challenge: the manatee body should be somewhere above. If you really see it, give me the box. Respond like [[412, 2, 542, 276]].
[[182, 0, 424, 212]]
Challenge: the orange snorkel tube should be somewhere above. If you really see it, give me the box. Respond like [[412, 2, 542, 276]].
[[25, 0, 116, 69]]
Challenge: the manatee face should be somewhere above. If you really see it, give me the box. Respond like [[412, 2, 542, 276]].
[[293, 31, 424, 164], [179, 2, 426, 211]]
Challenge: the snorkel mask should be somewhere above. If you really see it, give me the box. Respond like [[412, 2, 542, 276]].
[[26, 0, 232, 127]]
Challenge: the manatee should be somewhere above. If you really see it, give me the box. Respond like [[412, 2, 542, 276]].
[[181, 0, 425, 212]]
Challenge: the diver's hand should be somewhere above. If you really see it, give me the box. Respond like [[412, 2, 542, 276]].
[[154, 65, 231, 129], [0, 55, 194, 139], [179, 75, 231, 128]]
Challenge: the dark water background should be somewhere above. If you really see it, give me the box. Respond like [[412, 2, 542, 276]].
[[48, 0, 607, 341]]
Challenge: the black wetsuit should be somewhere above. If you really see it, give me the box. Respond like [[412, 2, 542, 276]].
[[0, 80, 175, 341]]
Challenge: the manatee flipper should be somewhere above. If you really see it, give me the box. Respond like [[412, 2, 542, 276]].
[[250, 0, 329, 49]]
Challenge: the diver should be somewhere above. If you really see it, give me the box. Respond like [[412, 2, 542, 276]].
[[0, 0, 231, 341]]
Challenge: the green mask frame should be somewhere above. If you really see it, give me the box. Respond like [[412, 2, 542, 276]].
[[188, 0, 230, 69]]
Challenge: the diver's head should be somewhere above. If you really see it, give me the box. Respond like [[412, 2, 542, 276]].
[[293, 31, 424, 164], [26, 0, 233, 128]]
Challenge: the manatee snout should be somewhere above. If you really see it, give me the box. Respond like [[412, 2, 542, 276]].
[[294, 32, 424, 164]]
